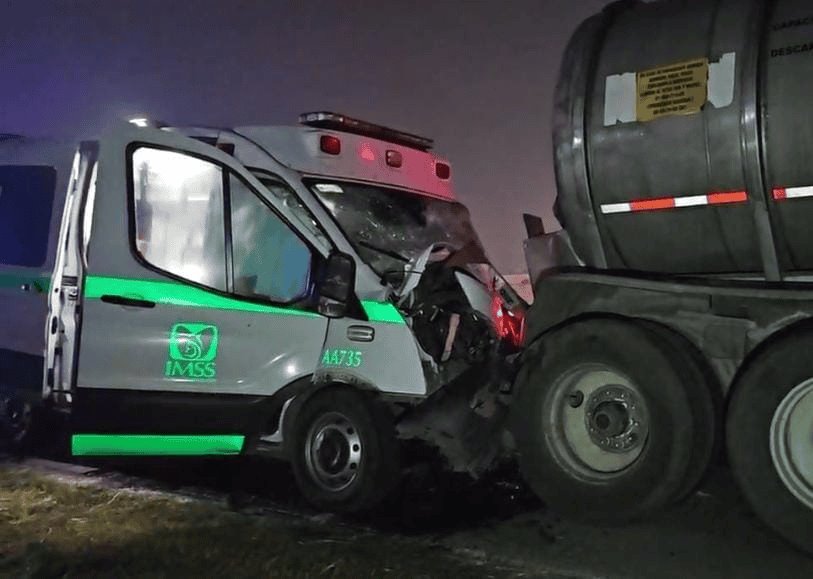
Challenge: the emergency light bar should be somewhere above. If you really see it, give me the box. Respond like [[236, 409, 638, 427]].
[[299, 112, 434, 152], [128, 117, 168, 129]]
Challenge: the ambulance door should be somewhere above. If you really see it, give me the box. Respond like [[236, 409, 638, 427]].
[[69, 125, 329, 456], [45, 142, 98, 405]]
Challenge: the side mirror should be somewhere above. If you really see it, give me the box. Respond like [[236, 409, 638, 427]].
[[317, 251, 356, 318]]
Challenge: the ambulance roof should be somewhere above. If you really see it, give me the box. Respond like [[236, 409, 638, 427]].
[[231, 112, 455, 201]]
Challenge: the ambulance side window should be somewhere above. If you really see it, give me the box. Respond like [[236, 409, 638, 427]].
[[230, 176, 311, 303], [132, 147, 227, 291], [0, 165, 57, 267]]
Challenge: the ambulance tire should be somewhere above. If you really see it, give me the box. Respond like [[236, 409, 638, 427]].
[[727, 331, 813, 555], [291, 387, 401, 514], [511, 319, 695, 524], [638, 322, 719, 502], [0, 392, 34, 456]]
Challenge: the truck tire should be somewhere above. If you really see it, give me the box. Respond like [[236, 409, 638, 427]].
[[290, 387, 400, 514], [511, 319, 694, 523], [638, 322, 719, 502], [727, 331, 813, 555]]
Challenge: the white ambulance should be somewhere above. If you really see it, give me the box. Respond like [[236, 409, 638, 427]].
[[0, 113, 525, 512]]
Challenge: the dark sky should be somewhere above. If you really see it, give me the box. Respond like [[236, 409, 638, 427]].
[[1, 0, 611, 273]]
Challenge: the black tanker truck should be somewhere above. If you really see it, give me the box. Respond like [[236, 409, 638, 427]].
[[513, 0, 813, 555]]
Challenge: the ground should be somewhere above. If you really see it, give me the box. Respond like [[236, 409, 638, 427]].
[[2, 455, 813, 579], [0, 464, 515, 578]]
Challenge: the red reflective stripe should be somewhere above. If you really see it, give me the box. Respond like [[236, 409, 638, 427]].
[[630, 197, 676, 212], [773, 187, 787, 200], [708, 191, 748, 205], [602, 190, 750, 215]]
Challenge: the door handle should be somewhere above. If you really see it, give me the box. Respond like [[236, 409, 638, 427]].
[[347, 325, 375, 342], [100, 294, 156, 308]]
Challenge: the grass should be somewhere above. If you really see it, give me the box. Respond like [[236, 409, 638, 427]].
[[0, 466, 500, 578]]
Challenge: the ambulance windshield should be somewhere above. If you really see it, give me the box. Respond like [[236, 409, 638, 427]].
[[307, 180, 487, 278]]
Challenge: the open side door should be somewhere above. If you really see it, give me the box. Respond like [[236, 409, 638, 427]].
[[44, 141, 98, 407]]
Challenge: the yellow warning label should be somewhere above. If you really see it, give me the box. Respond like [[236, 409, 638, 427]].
[[636, 57, 709, 122]]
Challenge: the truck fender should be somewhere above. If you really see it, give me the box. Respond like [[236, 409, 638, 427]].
[[523, 311, 634, 359], [726, 316, 813, 407]]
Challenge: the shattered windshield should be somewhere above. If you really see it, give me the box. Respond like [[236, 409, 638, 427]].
[[306, 179, 487, 278]]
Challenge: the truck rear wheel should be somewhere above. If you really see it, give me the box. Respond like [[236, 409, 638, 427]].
[[290, 387, 400, 514], [511, 319, 694, 523], [639, 322, 718, 502], [727, 331, 813, 554]]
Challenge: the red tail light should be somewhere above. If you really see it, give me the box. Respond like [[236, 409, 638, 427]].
[[320, 135, 341, 155], [491, 293, 525, 348]]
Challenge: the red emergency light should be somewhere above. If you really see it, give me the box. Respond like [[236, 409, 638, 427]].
[[320, 134, 341, 155], [386, 150, 402, 168], [360, 143, 376, 161], [435, 161, 451, 180]]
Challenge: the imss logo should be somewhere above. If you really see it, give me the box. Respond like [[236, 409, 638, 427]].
[[165, 323, 219, 381]]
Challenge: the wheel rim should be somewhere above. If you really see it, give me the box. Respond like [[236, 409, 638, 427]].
[[545, 364, 650, 480], [304, 411, 362, 493], [770, 378, 813, 509]]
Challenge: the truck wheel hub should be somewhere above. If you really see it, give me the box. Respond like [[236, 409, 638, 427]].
[[305, 412, 362, 493], [548, 366, 650, 478], [770, 378, 813, 510], [585, 387, 645, 453]]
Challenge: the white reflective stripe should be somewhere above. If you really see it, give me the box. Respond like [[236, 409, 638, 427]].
[[673, 195, 708, 207], [601, 192, 748, 214], [785, 186, 813, 199], [601, 202, 632, 214]]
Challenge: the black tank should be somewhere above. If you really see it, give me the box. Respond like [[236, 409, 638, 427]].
[[554, 0, 813, 279]]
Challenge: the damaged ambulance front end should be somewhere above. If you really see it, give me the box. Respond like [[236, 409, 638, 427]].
[[305, 177, 527, 476]]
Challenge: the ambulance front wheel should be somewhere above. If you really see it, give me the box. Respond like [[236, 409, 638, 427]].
[[290, 387, 401, 513]]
